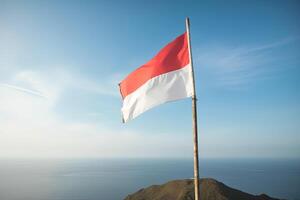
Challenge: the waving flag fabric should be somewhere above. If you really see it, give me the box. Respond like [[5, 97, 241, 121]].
[[119, 32, 193, 122]]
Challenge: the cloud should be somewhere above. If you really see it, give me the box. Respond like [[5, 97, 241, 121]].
[[1, 33, 298, 158], [2, 67, 121, 99], [0, 83, 46, 98], [72, 72, 123, 97], [0, 67, 192, 158], [0, 84, 191, 158], [195, 36, 299, 88], [245, 36, 299, 53], [1, 65, 298, 158]]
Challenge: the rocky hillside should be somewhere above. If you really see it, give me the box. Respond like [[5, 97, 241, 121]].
[[124, 178, 281, 200]]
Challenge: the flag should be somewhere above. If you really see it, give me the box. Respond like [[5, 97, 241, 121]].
[[119, 32, 193, 122]]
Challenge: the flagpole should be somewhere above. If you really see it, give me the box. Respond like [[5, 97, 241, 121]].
[[186, 17, 200, 200]]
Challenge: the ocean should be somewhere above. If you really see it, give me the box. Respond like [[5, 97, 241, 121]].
[[0, 158, 299, 200]]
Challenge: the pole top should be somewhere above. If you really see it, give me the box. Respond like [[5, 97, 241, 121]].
[[186, 17, 190, 25]]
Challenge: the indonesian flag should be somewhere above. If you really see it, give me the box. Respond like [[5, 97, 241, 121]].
[[119, 32, 193, 122]]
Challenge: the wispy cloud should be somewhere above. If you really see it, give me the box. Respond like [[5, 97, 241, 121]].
[[195, 36, 299, 88], [0, 72, 191, 158], [0, 66, 136, 158], [73, 72, 123, 97], [0, 83, 46, 98], [245, 36, 299, 53]]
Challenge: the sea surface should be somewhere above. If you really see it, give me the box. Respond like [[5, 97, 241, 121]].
[[0, 158, 299, 200]]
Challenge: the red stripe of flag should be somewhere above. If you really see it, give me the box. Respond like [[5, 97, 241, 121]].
[[119, 32, 189, 99]]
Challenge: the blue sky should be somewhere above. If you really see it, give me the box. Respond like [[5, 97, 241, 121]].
[[0, 0, 299, 158]]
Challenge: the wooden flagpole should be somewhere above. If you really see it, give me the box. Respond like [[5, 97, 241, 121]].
[[186, 17, 200, 200]]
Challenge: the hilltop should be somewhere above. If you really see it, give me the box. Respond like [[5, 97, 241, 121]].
[[124, 178, 281, 200]]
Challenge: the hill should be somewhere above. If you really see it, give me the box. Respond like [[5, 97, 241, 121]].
[[124, 178, 281, 200]]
